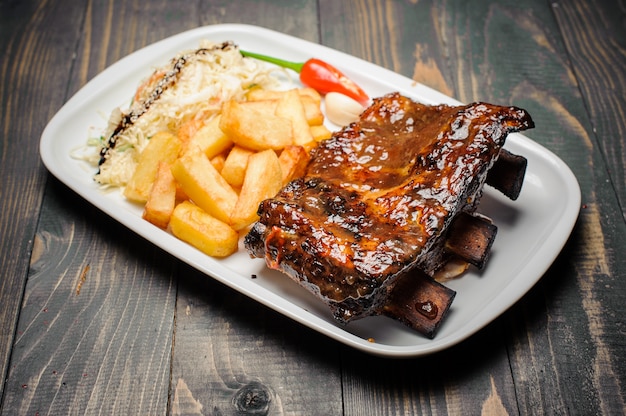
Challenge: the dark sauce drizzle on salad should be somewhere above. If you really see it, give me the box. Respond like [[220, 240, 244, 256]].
[[97, 41, 235, 167]]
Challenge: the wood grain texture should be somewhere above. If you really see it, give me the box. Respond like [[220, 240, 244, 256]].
[[68, 0, 202, 95], [0, 0, 195, 413], [433, 1, 626, 414], [488, 1, 626, 413], [340, 323, 520, 415], [0, 0, 87, 405], [171, 266, 343, 415], [551, 0, 626, 221], [2, 179, 177, 415], [198, 0, 321, 43]]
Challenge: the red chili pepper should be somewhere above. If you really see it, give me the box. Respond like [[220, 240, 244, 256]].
[[240, 50, 370, 106]]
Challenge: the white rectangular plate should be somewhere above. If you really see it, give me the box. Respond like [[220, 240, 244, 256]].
[[40, 24, 580, 357]]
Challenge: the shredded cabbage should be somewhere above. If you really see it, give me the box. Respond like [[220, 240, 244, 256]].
[[92, 41, 280, 187]]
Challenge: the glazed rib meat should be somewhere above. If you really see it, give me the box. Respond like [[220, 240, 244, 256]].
[[245, 92, 534, 327]]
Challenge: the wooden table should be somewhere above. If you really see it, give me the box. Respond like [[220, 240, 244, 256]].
[[1, 0, 624, 414]]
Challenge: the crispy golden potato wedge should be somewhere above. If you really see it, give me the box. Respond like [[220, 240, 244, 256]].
[[132, 84, 332, 258], [255, 96, 324, 125], [275, 89, 314, 148], [219, 100, 293, 151], [278, 145, 310, 185], [230, 149, 283, 230], [170, 201, 239, 257], [170, 146, 238, 224], [124, 131, 182, 203], [186, 115, 233, 158], [142, 162, 177, 229], [221, 145, 255, 188]]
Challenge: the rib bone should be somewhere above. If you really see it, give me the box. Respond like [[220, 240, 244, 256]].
[[381, 272, 456, 338], [486, 149, 527, 200], [444, 212, 498, 269]]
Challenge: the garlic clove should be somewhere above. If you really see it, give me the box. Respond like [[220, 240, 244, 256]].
[[324, 92, 366, 126]]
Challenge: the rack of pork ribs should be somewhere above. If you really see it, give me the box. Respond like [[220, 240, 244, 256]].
[[245, 92, 534, 338]]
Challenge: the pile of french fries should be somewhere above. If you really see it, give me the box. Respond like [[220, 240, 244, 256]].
[[122, 87, 332, 258]]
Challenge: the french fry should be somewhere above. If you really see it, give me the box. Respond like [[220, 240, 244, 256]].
[[185, 115, 233, 158], [221, 145, 255, 187], [230, 149, 283, 230], [170, 146, 238, 224], [246, 89, 324, 125], [142, 162, 177, 229], [124, 131, 182, 203], [301, 95, 325, 126], [210, 153, 226, 173], [237, 100, 276, 117], [278, 145, 310, 185], [298, 87, 322, 104], [274, 89, 314, 148], [170, 201, 239, 257], [245, 89, 282, 101], [247, 87, 320, 104], [310, 124, 332, 142], [175, 182, 189, 202], [177, 116, 204, 145], [296, 88, 323, 124], [219, 100, 293, 151]]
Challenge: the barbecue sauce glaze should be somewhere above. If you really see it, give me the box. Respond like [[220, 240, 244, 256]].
[[246, 92, 534, 323]]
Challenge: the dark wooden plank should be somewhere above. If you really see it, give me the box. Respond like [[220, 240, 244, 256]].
[[551, 0, 626, 220], [199, 0, 320, 43], [1, 0, 196, 414], [68, 0, 321, 97], [319, 0, 626, 414], [171, 267, 343, 415], [1, 179, 177, 415], [166, 2, 346, 414], [340, 323, 520, 415], [67, 0, 203, 94], [0, 0, 87, 405], [494, 0, 626, 391], [442, 0, 626, 412]]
